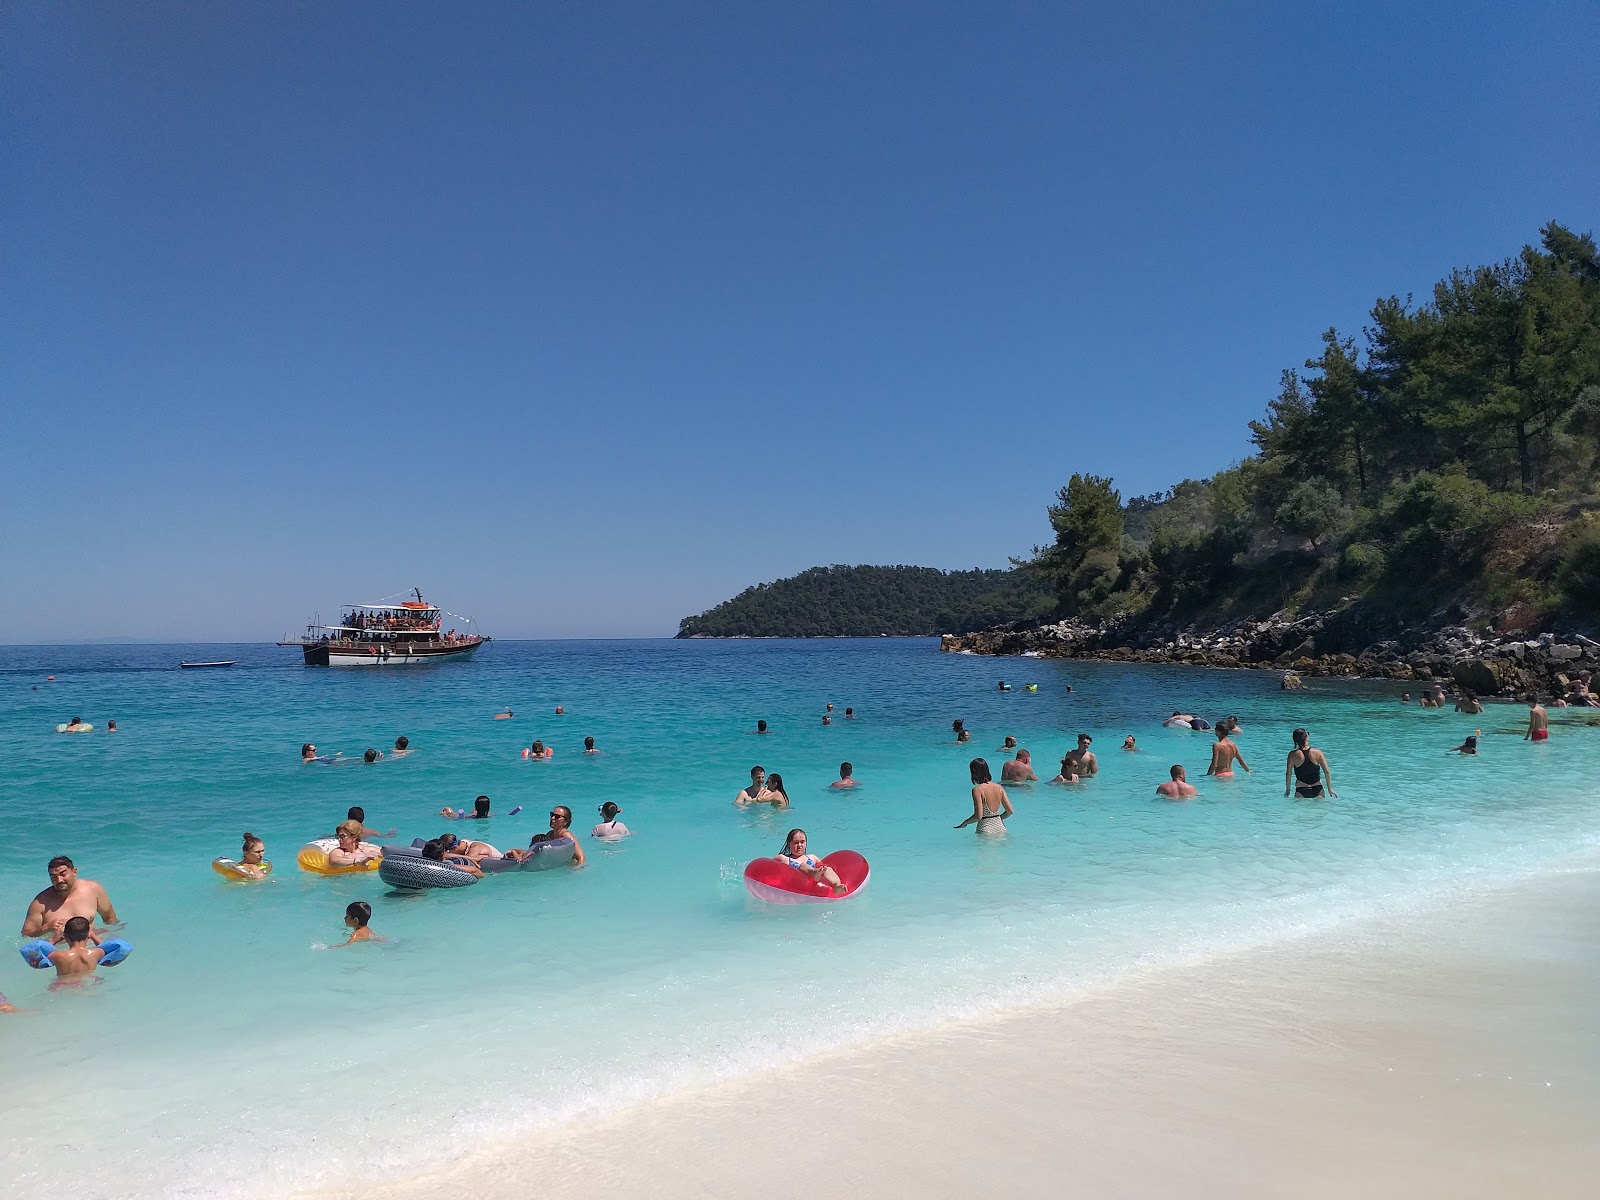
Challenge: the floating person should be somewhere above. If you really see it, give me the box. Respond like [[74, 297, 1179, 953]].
[[1025, 683, 1039, 692], [555, 705, 565, 715], [1447, 734, 1480, 756], [227, 833, 271, 879], [822, 714, 832, 726], [830, 762, 859, 790], [21, 856, 118, 940], [1062, 734, 1098, 776], [41, 916, 117, 985], [1285, 728, 1337, 798], [441, 795, 522, 820], [1524, 696, 1549, 742], [1001, 749, 1037, 783], [760, 773, 792, 809], [58, 716, 92, 733], [503, 806, 587, 866], [301, 742, 339, 764], [772, 829, 845, 895], [955, 758, 1013, 835], [392, 736, 412, 756], [421, 838, 485, 876], [345, 807, 397, 839], [437, 833, 499, 863], [998, 735, 1019, 751], [326, 821, 382, 869], [494, 708, 514, 720], [1164, 712, 1195, 729], [753, 720, 770, 735], [522, 739, 554, 759], [734, 766, 767, 807], [1122, 735, 1137, 751], [584, 736, 600, 754], [1156, 765, 1198, 800], [592, 801, 630, 839], [363, 748, 382, 764], [997, 680, 1012, 692], [1205, 726, 1250, 778], [328, 901, 382, 947], [825, 703, 834, 714]]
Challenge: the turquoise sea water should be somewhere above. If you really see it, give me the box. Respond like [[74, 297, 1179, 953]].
[[3, 638, 1598, 1199]]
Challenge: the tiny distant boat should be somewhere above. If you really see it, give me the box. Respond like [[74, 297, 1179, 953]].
[[180, 660, 237, 669], [277, 587, 489, 668]]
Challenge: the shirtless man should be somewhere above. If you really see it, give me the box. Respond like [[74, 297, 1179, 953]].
[[1205, 727, 1250, 777], [1062, 734, 1098, 777], [44, 916, 108, 983], [22, 856, 118, 940], [998, 735, 1018, 751], [1000, 749, 1037, 783], [1156, 765, 1198, 800], [1524, 696, 1549, 742], [830, 762, 859, 789], [735, 766, 767, 806], [1454, 693, 1483, 715]]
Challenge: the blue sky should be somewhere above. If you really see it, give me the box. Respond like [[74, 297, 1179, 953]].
[[4, 2, 1596, 641]]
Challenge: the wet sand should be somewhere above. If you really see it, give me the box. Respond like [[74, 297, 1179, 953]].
[[317, 864, 1600, 1199]]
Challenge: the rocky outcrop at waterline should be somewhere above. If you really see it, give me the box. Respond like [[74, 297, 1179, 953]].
[[940, 611, 1600, 698]]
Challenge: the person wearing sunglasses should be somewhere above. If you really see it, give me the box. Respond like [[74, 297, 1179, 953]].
[[503, 806, 586, 866]]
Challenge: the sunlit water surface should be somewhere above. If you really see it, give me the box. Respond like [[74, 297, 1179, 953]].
[[2, 639, 1596, 1198]]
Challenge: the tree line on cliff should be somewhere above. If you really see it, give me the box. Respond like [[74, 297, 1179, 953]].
[[676, 565, 1054, 638], [1027, 222, 1600, 632]]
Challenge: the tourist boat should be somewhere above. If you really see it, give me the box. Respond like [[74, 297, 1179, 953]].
[[277, 589, 488, 667]]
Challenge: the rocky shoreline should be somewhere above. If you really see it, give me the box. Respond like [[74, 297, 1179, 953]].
[[940, 611, 1600, 698]]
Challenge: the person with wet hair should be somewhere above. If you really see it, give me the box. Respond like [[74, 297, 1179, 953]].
[[956, 758, 1012, 835]]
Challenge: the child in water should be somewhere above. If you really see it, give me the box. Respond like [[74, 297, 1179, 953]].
[[331, 902, 382, 947], [47, 916, 109, 986]]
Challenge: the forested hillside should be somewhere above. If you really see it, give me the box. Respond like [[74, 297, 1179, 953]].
[[677, 566, 1053, 638], [1024, 221, 1600, 636]]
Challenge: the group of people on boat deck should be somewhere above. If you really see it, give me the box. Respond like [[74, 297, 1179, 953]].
[[342, 610, 442, 633]]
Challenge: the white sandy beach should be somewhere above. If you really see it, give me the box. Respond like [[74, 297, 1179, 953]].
[[312, 862, 1600, 1200]]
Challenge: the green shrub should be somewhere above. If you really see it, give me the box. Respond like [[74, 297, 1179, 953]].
[[1556, 517, 1600, 609]]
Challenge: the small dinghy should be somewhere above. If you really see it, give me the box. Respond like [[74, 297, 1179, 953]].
[[179, 660, 237, 669]]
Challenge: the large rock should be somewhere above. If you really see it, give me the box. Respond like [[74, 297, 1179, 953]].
[[1452, 658, 1505, 696]]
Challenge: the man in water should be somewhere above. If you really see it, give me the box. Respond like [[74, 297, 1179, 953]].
[[1205, 726, 1250, 777], [362, 748, 382, 763], [1001, 749, 1037, 783], [22, 856, 118, 940], [494, 708, 514, 720], [43, 916, 110, 983], [392, 736, 412, 755], [844, 708, 854, 718], [1062, 734, 1098, 776], [1454, 693, 1483, 715], [735, 766, 767, 806], [344, 806, 396, 839], [998, 735, 1018, 751], [1163, 712, 1195, 728], [998, 680, 1012, 691], [1524, 696, 1549, 742], [1156, 765, 1198, 799], [754, 720, 769, 735], [830, 762, 859, 789], [822, 714, 832, 725], [584, 736, 600, 754]]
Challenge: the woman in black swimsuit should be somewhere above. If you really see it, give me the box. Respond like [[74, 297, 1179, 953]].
[[1285, 727, 1336, 798]]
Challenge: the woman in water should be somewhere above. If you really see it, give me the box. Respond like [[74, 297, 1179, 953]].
[[758, 772, 792, 808], [326, 820, 382, 868], [1285, 728, 1337, 798], [234, 832, 269, 879], [956, 757, 1013, 835], [503, 806, 587, 866], [774, 828, 844, 894]]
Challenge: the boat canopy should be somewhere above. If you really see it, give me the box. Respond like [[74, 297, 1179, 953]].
[[349, 602, 439, 612]]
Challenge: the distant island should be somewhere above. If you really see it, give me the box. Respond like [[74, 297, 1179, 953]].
[[945, 221, 1600, 694], [676, 565, 1053, 638]]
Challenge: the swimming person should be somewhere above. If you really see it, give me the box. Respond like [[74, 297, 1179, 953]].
[[45, 916, 111, 984], [1205, 727, 1250, 777], [735, 766, 767, 806], [233, 833, 269, 879], [345, 807, 397, 839], [822, 714, 833, 726], [106, 720, 117, 733], [328, 901, 381, 947], [392, 736, 412, 755], [592, 802, 630, 838], [1448, 735, 1479, 755], [760, 773, 792, 808], [952, 719, 971, 744], [1062, 734, 1098, 776], [955, 758, 1013, 835], [844, 708, 854, 719], [998, 680, 1012, 692], [494, 708, 514, 720], [830, 762, 859, 789], [584, 736, 600, 754], [437, 833, 498, 863], [1001, 749, 1037, 783], [1285, 729, 1336, 798], [504, 807, 587, 867], [1524, 696, 1549, 742], [524, 739, 553, 759], [421, 839, 485, 877], [753, 720, 770, 735], [999, 735, 1018, 751], [1164, 712, 1195, 729], [22, 856, 118, 940], [1156, 765, 1198, 799], [59, 716, 92, 733], [1122, 735, 1137, 751], [362, 748, 382, 764], [301, 742, 318, 763], [773, 829, 844, 895], [326, 821, 382, 868], [441, 796, 499, 820]]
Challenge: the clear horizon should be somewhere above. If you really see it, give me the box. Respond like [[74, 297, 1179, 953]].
[[6, 3, 1596, 641]]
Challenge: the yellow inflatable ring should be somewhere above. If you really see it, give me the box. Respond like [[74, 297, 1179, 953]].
[[212, 857, 272, 880], [296, 838, 382, 875]]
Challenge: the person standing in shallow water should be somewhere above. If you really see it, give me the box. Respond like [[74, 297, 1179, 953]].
[[1206, 726, 1249, 778], [955, 758, 1012, 835], [1285, 728, 1336, 798], [1524, 696, 1549, 742]]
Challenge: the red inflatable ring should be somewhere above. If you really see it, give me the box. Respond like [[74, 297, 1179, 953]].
[[743, 850, 870, 904]]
